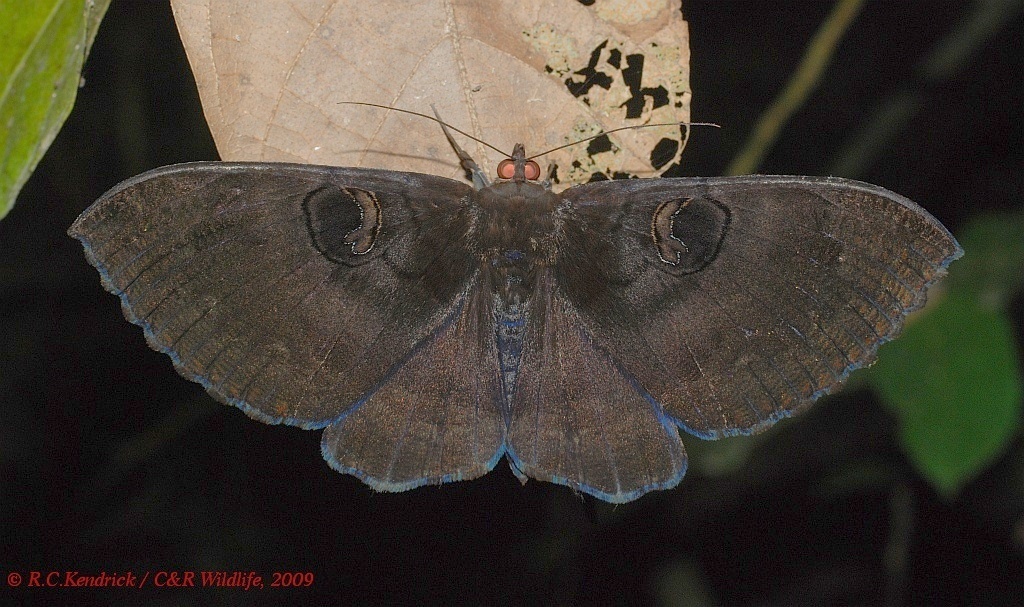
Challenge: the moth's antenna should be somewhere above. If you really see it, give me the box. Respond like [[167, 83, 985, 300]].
[[340, 101, 720, 170], [527, 122, 721, 160], [337, 101, 509, 157]]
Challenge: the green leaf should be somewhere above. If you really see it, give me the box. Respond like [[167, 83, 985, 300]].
[[0, 0, 110, 220], [870, 214, 1024, 497], [946, 213, 1024, 305]]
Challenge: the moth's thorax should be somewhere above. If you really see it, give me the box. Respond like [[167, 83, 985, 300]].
[[477, 180, 558, 212], [471, 179, 560, 261]]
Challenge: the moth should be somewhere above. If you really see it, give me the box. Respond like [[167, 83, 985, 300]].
[[69, 120, 962, 503]]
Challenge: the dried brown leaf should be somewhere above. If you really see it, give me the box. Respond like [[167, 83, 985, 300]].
[[171, 0, 690, 187]]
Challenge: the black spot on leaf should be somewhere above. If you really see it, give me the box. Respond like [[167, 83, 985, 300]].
[[586, 134, 613, 156], [650, 138, 679, 170], [565, 41, 614, 98], [607, 48, 622, 69], [620, 54, 670, 119]]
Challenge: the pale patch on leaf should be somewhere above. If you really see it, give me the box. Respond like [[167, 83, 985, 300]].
[[169, 0, 691, 188]]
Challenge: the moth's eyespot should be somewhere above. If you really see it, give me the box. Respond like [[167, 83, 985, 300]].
[[524, 160, 541, 181], [496, 159, 515, 180]]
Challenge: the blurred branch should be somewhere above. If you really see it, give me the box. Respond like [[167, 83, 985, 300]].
[[88, 396, 219, 495], [726, 0, 866, 175], [883, 482, 914, 607], [830, 0, 1024, 177]]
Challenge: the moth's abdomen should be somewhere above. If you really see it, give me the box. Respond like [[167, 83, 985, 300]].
[[495, 293, 526, 415], [489, 248, 534, 417]]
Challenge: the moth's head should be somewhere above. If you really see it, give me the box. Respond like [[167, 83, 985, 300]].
[[496, 143, 542, 184]]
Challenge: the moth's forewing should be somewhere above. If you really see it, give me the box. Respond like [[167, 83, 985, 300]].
[[554, 176, 962, 441], [70, 162, 507, 488]]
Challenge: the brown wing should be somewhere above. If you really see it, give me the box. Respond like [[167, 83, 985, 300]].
[[70, 162, 504, 485], [506, 269, 687, 503], [555, 175, 962, 439], [321, 279, 506, 490]]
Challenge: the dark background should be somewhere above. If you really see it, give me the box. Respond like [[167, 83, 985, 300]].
[[3, 1, 1023, 605]]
